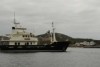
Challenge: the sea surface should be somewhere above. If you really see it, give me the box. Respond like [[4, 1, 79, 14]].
[[0, 48, 100, 67]]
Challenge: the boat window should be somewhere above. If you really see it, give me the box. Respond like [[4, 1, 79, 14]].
[[27, 42, 29, 45], [28, 35, 29, 37], [30, 42, 32, 45], [15, 42, 17, 45], [15, 42, 20, 45], [18, 42, 20, 45], [26, 35, 27, 37], [25, 43, 27, 45], [23, 35, 24, 37], [30, 33, 32, 35], [30, 35, 32, 37], [32, 35, 34, 37]]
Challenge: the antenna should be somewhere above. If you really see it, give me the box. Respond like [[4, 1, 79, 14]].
[[14, 12, 16, 24], [52, 22, 54, 28], [13, 12, 20, 28]]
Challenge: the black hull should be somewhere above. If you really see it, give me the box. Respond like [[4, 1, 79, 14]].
[[0, 41, 70, 52]]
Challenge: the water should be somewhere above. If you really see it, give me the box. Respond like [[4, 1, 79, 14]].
[[0, 48, 100, 67]]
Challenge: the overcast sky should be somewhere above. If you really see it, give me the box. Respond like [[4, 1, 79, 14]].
[[0, 0, 100, 39]]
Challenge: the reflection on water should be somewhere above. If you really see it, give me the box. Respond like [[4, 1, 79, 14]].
[[0, 48, 100, 67]]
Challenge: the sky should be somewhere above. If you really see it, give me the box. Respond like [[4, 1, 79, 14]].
[[0, 0, 100, 40]]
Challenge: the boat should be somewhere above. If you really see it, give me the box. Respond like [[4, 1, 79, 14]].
[[0, 14, 70, 52]]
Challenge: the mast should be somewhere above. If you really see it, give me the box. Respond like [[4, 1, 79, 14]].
[[14, 12, 16, 24], [51, 22, 57, 43], [13, 12, 20, 28]]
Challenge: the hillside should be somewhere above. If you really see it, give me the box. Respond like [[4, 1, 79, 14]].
[[37, 33, 73, 41], [37, 32, 73, 45], [37, 32, 100, 47]]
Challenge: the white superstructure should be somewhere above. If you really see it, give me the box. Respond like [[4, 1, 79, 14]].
[[8, 22, 38, 45], [1, 14, 38, 45]]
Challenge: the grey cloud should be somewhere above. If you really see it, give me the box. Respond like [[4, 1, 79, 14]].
[[0, 0, 100, 39]]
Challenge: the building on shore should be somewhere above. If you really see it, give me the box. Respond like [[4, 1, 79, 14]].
[[75, 41, 96, 47]]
